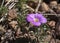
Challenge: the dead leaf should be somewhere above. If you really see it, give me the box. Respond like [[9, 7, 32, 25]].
[[41, 2, 50, 11], [0, 25, 6, 32], [8, 9, 17, 21], [9, 21, 18, 28], [48, 21, 56, 27]]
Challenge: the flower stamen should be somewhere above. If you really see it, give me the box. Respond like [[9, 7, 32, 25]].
[[34, 18, 39, 22]]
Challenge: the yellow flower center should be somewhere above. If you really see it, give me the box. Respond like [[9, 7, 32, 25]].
[[34, 18, 39, 22]]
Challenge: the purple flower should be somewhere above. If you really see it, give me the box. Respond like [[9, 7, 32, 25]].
[[26, 13, 47, 26]]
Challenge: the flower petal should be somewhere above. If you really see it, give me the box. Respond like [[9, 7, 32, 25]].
[[26, 16, 34, 22], [28, 14, 35, 18], [35, 13, 47, 23], [35, 13, 43, 18], [26, 14, 36, 22], [40, 17, 47, 23]]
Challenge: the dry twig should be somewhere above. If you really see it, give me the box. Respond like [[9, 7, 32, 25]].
[[35, 0, 42, 13]]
